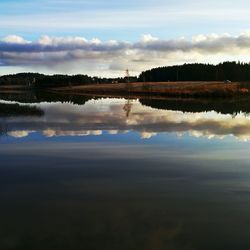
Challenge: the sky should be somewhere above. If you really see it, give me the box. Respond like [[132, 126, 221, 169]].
[[1, 0, 250, 76]]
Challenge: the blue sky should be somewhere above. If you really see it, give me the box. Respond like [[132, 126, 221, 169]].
[[1, 0, 250, 76], [1, 0, 250, 40]]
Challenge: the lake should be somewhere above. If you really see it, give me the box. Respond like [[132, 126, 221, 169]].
[[1, 94, 250, 250]]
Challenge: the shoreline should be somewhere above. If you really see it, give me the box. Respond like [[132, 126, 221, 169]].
[[51, 81, 250, 98], [1, 88, 250, 116], [1, 81, 250, 98]]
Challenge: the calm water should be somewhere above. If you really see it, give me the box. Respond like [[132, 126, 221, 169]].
[[1, 95, 250, 250]]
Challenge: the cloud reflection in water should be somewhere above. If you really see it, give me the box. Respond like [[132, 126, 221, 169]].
[[1, 98, 250, 141]]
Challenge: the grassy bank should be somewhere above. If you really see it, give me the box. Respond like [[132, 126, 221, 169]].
[[1, 81, 250, 98], [52, 81, 250, 98]]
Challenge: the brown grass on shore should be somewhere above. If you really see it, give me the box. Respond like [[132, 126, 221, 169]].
[[1, 81, 249, 98], [53, 81, 250, 98]]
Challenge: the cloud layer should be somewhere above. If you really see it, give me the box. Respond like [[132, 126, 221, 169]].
[[1, 32, 250, 75]]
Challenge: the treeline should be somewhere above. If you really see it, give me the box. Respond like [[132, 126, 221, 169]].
[[2, 61, 250, 88], [138, 62, 250, 82], [0, 73, 137, 88]]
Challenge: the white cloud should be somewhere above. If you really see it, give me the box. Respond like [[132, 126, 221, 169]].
[[140, 132, 157, 139], [1, 35, 30, 44], [43, 129, 102, 137], [8, 130, 34, 138], [141, 34, 159, 43]]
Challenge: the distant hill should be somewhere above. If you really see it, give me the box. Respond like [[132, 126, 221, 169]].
[[138, 62, 250, 82]]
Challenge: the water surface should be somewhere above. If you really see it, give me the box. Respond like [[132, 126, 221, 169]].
[[1, 96, 250, 250]]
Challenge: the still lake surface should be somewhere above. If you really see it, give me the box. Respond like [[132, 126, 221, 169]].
[[1, 94, 250, 249]]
